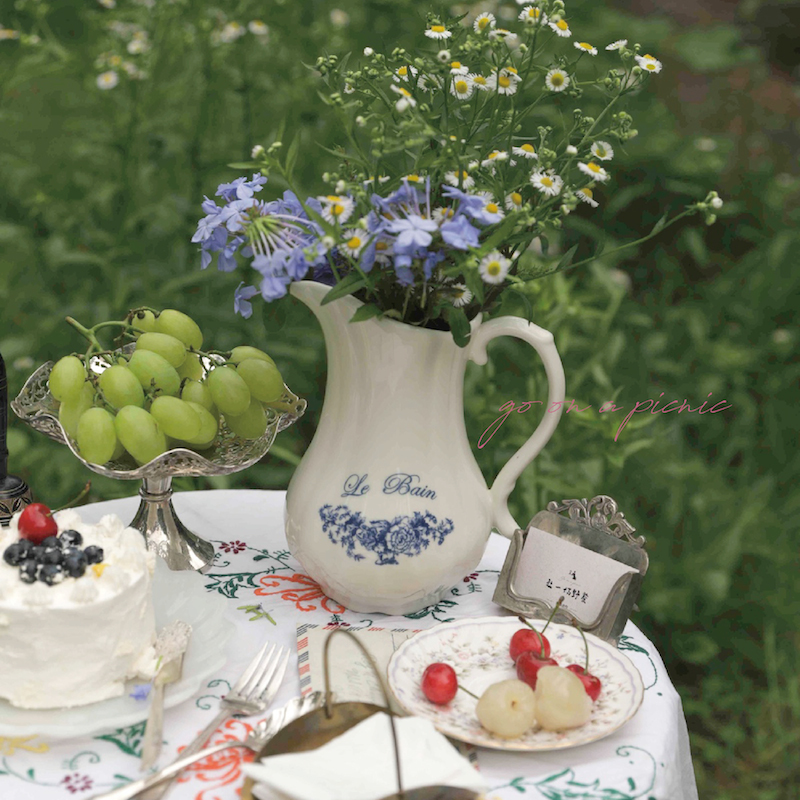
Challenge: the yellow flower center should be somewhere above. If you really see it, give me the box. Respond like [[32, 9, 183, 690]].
[[521, 144, 535, 153], [333, 204, 345, 216], [478, 17, 489, 30], [644, 54, 654, 59], [455, 80, 469, 94], [551, 73, 564, 86], [376, 241, 389, 251], [431, 25, 446, 33], [398, 66, 408, 76], [587, 162, 601, 173], [398, 87, 411, 97], [110, 55, 122, 66], [595, 145, 607, 157], [510, 192, 522, 205], [474, 75, 487, 85], [441, 208, 455, 219], [557, 20, 569, 30], [507, 67, 518, 74], [582, 188, 594, 198], [487, 261, 501, 276], [347, 237, 361, 249], [645, 63, 656, 70], [406, 174, 421, 182], [528, 8, 540, 17], [486, 203, 499, 213], [579, 42, 592, 50], [451, 61, 462, 69], [541, 177, 553, 187], [499, 76, 511, 88], [488, 151, 499, 159]]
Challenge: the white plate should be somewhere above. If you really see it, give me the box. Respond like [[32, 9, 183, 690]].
[[0, 558, 232, 737], [387, 616, 644, 751]]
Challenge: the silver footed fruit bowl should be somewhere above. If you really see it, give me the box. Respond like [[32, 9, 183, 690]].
[[11, 347, 306, 573]]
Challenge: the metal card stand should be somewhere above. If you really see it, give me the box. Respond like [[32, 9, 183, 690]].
[[492, 496, 648, 645]]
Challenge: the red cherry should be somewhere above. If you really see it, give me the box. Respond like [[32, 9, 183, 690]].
[[566, 664, 602, 701], [17, 503, 58, 544], [515, 650, 559, 691], [421, 663, 458, 705], [509, 628, 551, 662]]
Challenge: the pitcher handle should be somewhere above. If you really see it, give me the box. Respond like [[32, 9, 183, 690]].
[[468, 316, 566, 539]]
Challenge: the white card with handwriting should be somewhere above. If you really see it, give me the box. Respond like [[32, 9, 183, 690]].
[[513, 526, 637, 623]]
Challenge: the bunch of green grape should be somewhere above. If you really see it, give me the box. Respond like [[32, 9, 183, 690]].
[[47, 308, 287, 467]]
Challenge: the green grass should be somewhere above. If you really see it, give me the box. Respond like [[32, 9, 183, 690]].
[[1, 1, 798, 796]]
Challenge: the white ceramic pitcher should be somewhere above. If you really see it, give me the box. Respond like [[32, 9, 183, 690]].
[[284, 280, 565, 614]]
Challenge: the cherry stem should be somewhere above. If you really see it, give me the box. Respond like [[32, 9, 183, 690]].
[[517, 615, 547, 658], [542, 597, 564, 635], [48, 482, 92, 516], [571, 616, 590, 674], [458, 684, 479, 701]]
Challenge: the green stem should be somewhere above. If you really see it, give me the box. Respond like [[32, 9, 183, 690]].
[[571, 617, 590, 674], [458, 684, 480, 701]]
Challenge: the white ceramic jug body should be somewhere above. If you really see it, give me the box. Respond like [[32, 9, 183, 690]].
[[284, 280, 565, 614]]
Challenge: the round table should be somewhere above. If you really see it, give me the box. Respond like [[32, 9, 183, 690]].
[[0, 490, 699, 800]]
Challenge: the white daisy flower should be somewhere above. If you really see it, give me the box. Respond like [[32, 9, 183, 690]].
[[444, 170, 475, 189], [606, 39, 627, 50], [574, 41, 598, 55], [544, 67, 570, 92], [635, 54, 662, 73], [577, 187, 599, 207], [96, 70, 119, 90], [512, 143, 538, 160], [471, 74, 490, 91], [418, 73, 441, 91], [489, 28, 517, 43], [549, 19, 572, 37], [432, 206, 457, 223], [487, 68, 520, 95], [404, 174, 424, 183], [436, 49, 451, 63], [450, 61, 469, 75], [318, 195, 355, 224], [479, 252, 511, 284], [97, 0, 116, 7], [220, 22, 246, 43], [481, 150, 509, 169], [425, 24, 451, 40], [393, 65, 418, 83], [249, 20, 269, 36], [591, 141, 614, 161], [566, 145, 578, 155], [479, 197, 505, 222], [343, 83, 355, 94], [373, 239, 394, 265], [473, 13, 496, 33], [519, 6, 547, 26], [340, 229, 366, 257], [505, 191, 524, 210], [450, 284, 473, 307], [530, 170, 563, 197], [391, 84, 417, 107], [578, 161, 610, 182], [363, 46, 374, 56], [450, 76, 474, 100], [710, 196, 724, 209], [251, 144, 265, 159]]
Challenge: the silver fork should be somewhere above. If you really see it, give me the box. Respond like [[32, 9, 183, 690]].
[[139, 640, 290, 800], [89, 691, 324, 800]]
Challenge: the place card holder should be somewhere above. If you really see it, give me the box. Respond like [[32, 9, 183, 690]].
[[492, 496, 648, 646]]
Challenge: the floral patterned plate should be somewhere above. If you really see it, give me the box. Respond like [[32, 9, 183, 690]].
[[387, 616, 644, 751], [0, 558, 232, 737]]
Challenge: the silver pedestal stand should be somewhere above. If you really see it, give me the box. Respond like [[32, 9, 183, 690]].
[[11, 353, 306, 573]]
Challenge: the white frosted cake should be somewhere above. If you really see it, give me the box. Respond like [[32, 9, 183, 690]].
[[0, 509, 157, 709]]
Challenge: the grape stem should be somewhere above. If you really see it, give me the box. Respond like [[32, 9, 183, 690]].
[[189, 347, 232, 360], [66, 317, 147, 357]]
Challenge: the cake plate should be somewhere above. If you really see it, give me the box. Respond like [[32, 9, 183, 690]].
[[11, 348, 306, 573]]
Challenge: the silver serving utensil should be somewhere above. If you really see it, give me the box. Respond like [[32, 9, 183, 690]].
[[86, 691, 326, 800], [140, 621, 192, 771]]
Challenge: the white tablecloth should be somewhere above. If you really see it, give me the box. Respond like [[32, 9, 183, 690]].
[[0, 490, 699, 800]]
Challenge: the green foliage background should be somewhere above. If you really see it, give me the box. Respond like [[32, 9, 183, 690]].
[[1, 1, 798, 796]]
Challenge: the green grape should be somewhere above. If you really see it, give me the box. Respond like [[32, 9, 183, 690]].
[[224, 398, 268, 440], [177, 353, 204, 381], [127, 350, 181, 397], [229, 346, 275, 366], [114, 406, 167, 465], [149, 396, 201, 440], [98, 364, 145, 409], [206, 366, 251, 415], [181, 379, 214, 411], [154, 309, 203, 350], [49, 356, 87, 402], [76, 407, 118, 465], [135, 332, 187, 368], [111, 436, 126, 461], [58, 383, 95, 439], [131, 309, 157, 335], [182, 401, 219, 448], [236, 359, 284, 403]]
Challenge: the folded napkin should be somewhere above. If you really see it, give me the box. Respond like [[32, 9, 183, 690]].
[[243, 712, 486, 800]]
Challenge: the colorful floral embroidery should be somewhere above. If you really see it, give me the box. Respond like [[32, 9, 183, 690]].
[[61, 773, 94, 794], [255, 573, 345, 614], [219, 540, 247, 554]]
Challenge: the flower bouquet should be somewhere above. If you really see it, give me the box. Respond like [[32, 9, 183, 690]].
[[193, 0, 721, 345]]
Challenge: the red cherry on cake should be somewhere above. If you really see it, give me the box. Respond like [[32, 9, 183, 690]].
[[509, 628, 551, 662], [421, 663, 458, 705], [17, 503, 58, 545], [566, 664, 602, 701], [515, 650, 559, 691]]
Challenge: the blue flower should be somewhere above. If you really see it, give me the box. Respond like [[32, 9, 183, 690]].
[[129, 683, 151, 702], [260, 274, 292, 301], [387, 215, 438, 253], [253, 249, 288, 278], [201, 196, 220, 215], [234, 282, 259, 318], [286, 248, 310, 280], [216, 173, 267, 203], [422, 249, 445, 279], [395, 266, 415, 286], [442, 185, 484, 216], [192, 213, 223, 244], [440, 215, 480, 250]]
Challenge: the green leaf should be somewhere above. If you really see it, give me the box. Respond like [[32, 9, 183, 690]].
[[226, 162, 259, 169], [284, 136, 301, 182], [650, 211, 669, 237], [320, 273, 367, 305], [445, 306, 471, 348], [510, 287, 534, 324], [539, 235, 550, 257], [555, 243, 579, 273], [349, 303, 383, 322]]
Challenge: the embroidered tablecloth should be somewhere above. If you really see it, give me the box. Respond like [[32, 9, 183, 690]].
[[0, 490, 699, 800]]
